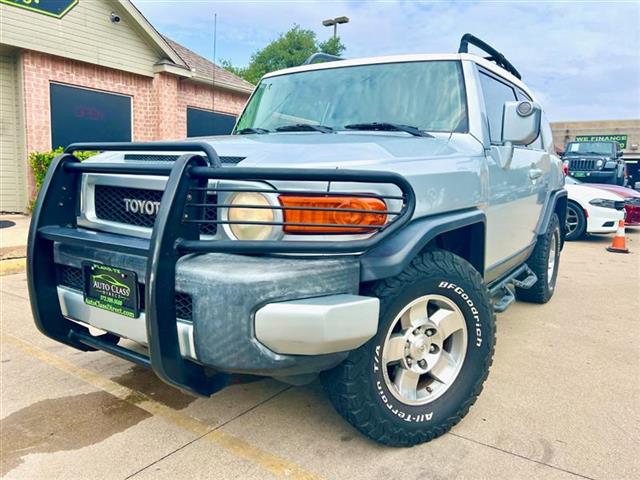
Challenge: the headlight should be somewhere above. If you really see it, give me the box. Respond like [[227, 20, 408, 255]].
[[589, 198, 617, 209], [227, 192, 275, 240], [596, 159, 604, 169]]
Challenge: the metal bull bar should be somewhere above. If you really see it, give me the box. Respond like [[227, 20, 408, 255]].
[[27, 141, 416, 396]]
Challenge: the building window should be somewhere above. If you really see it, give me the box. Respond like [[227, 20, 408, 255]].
[[50, 83, 132, 149], [186, 107, 236, 137]]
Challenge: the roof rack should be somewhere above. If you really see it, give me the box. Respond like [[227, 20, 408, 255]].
[[302, 52, 342, 66], [458, 33, 522, 80]]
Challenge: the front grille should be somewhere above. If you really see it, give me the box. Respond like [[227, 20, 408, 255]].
[[569, 158, 596, 171], [123, 154, 245, 165], [94, 185, 217, 235], [57, 265, 192, 320]]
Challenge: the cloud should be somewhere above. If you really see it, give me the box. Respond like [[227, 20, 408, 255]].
[[133, 0, 640, 121]]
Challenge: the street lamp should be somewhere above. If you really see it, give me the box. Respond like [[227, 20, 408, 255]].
[[322, 16, 349, 39]]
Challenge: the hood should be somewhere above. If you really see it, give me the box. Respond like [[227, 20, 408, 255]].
[[565, 183, 625, 200], [586, 183, 640, 199], [181, 132, 474, 168]]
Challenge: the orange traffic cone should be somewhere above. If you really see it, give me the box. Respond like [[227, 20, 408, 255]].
[[606, 219, 630, 254]]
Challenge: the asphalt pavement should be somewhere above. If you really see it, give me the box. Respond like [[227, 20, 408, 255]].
[[1, 230, 638, 480]]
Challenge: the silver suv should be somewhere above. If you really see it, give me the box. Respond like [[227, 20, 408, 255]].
[[28, 34, 566, 447]]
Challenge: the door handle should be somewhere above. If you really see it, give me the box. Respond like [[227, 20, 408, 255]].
[[529, 168, 543, 180]]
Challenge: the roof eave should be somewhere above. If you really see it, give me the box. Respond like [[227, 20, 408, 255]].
[[188, 73, 254, 94]]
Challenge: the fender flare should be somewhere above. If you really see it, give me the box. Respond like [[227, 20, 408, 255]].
[[360, 209, 486, 282], [536, 188, 568, 247]]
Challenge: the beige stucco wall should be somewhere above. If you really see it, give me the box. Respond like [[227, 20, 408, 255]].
[[0, 0, 164, 77]]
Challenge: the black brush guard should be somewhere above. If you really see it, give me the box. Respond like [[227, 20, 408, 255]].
[[27, 141, 416, 396]]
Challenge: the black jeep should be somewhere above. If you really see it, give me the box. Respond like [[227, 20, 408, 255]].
[[563, 140, 626, 185]]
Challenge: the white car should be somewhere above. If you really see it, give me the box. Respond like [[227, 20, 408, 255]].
[[565, 177, 625, 240]]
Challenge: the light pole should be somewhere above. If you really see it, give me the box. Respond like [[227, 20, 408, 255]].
[[322, 16, 349, 39]]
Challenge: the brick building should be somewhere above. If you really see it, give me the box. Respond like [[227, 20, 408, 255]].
[[550, 119, 640, 187], [0, 0, 253, 213]]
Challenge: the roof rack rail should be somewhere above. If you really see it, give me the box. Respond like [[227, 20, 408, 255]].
[[302, 52, 342, 66], [458, 33, 522, 80]]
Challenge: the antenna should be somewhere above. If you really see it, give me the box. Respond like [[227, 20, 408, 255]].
[[212, 12, 217, 132]]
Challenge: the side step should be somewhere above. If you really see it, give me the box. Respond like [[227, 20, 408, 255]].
[[489, 264, 537, 313]]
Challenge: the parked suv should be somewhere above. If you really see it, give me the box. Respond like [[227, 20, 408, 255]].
[[563, 140, 626, 185], [28, 34, 566, 447]]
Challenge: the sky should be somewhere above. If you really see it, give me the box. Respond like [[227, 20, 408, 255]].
[[132, 0, 640, 122]]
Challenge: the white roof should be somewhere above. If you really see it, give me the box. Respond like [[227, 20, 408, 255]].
[[263, 53, 533, 99]]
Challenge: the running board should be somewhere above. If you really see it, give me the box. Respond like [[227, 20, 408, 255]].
[[488, 264, 538, 313]]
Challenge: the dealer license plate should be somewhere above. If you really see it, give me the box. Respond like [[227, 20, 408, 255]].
[[83, 262, 139, 318]]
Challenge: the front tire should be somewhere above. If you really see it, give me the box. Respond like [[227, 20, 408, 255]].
[[321, 250, 495, 447], [565, 201, 586, 240]]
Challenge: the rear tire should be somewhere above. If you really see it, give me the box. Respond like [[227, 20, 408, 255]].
[[516, 213, 561, 303], [565, 201, 586, 240], [321, 250, 495, 447]]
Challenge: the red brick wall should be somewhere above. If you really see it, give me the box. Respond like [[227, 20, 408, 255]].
[[20, 50, 250, 196]]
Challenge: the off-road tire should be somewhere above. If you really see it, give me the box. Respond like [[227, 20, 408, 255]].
[[515, 213, 561, 303], [565, 201, 586, 241], [321, 250, 495, 447]]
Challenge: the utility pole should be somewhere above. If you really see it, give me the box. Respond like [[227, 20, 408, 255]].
[[322, 16, 349, 39]]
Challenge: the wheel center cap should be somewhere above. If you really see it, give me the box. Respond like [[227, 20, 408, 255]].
[[409, 334, 430, 358]]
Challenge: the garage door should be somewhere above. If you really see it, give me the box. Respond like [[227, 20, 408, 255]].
[[0, 52, 26, 213]]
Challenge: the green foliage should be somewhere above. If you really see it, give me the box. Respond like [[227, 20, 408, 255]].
[[28, 147, 97, 209], [221, 25, 346, 85], [318, 36, 345, 57]]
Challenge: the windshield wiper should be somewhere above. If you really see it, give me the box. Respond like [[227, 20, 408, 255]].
[[275, 124, 333, 133], [344, 122, 433, 137], [236, 127, 270, 135]]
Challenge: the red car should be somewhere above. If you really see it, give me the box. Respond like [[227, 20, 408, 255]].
[[586, 183, 640, 226]]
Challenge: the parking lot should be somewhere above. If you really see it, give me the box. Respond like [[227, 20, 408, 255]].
[[1, 230, 638, 480]]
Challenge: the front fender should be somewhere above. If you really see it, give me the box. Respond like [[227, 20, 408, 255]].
[[359, 209, 486, 282]]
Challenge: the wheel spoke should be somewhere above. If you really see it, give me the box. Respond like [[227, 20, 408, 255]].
[[430, 307, 461, 339], [393, 367, 420, 401], [383, 334, 406, 364], [429, 350, 456, 386], [401, 298, 428, 329]]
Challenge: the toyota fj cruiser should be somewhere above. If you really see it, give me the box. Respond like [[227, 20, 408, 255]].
[[28, 34, 566, 446], [563, 140, 626, 185]]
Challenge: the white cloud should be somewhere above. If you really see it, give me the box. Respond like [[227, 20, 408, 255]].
[[133, 0, 640, 121]]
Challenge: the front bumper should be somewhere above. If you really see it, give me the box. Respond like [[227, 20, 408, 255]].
[[586, 205, 624, 233], [54, 244, 379, 376], [571, 170, 617, 183]]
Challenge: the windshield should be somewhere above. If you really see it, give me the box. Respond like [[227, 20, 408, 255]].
[[235, 60, 468, 134], [565, 142, 614, 156]]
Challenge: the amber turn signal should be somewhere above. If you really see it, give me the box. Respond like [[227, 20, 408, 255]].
[[278, 195, 387, 233]]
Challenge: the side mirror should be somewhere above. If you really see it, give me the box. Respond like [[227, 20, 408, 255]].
[[502, 101, 541, 146], [495, 101, 542, 169], [616, 150, 623, 158]]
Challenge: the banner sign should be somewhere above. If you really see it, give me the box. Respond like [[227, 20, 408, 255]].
[[575, 134, 628, 150], [0, 0, 78, 19]]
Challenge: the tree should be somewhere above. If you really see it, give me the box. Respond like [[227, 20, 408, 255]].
[[221, 25, 346, 85]]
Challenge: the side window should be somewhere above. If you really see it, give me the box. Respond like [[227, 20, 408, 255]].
[[479, 72, 516, 143], [516, 88, 544, 150]]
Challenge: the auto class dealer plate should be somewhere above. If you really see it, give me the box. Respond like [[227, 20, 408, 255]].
[[83, 262, 139, 318]]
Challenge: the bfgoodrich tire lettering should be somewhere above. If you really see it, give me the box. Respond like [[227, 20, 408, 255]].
[[321, 250, 495, 447]]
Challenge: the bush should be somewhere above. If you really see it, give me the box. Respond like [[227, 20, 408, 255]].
[[28, 147, 97, 210]]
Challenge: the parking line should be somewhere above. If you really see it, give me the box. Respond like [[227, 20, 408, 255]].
[[1, 332, 322, 480]]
